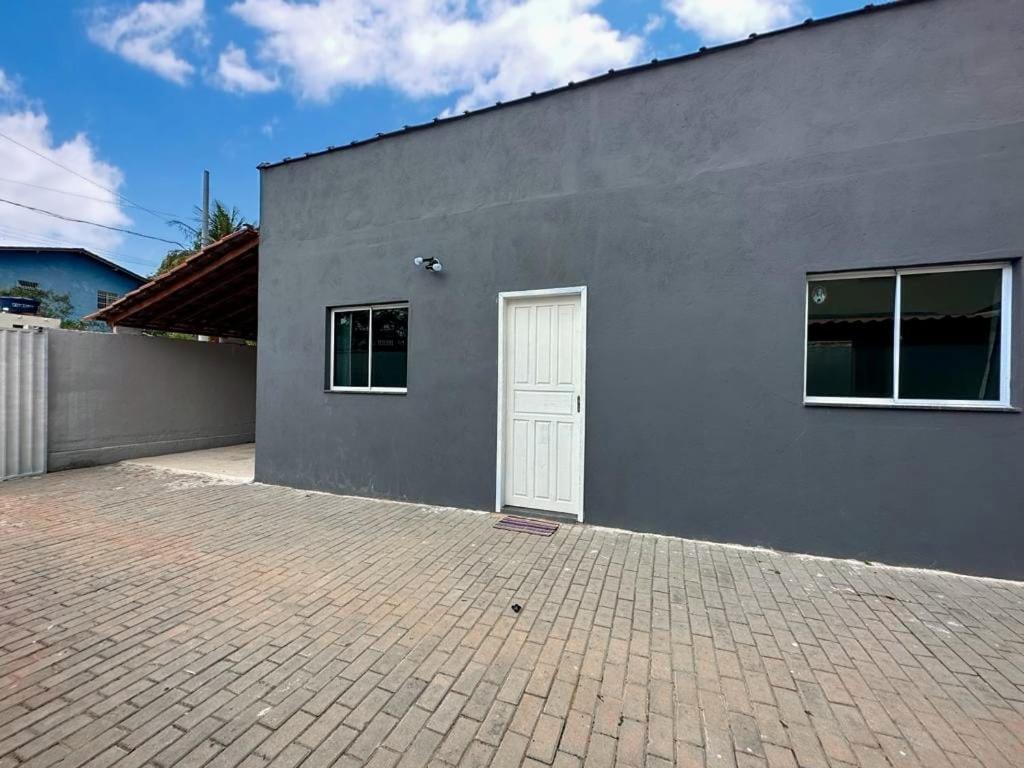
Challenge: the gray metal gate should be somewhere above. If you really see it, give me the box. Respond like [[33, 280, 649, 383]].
[[0, 328, 48, 480]]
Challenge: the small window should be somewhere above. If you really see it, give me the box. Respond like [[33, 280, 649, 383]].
[[329, 304, 408, 392], [805, 263, 1011, 408], [97, 290, 119, 309], [17, 280, 39, 289]]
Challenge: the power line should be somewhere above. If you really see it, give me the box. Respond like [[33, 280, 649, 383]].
[[0, 224, 161, 270], [0, 175, 180, 217], [0, 197, 186, 247], [0, 223, 159, 270], [0, 129, 183, 223]]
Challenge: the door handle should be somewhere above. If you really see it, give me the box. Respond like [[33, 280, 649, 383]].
[[577, 395, 581, 413]]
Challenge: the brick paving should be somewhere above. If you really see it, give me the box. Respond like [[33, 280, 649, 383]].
[[3, 465, 1024, 768]]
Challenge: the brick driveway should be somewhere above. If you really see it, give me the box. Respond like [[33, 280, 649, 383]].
[[3, 465, 1024, 768]]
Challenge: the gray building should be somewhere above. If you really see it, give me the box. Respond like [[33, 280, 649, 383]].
[[256, 0, 1024, 579]]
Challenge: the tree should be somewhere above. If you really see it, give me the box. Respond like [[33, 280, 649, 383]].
[[0, 284, 100, 330], [155, 200, 251, 276]]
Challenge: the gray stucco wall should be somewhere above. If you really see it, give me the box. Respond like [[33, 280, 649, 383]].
[[256, 0, 1024, 578], [48, 330, 256, 469]]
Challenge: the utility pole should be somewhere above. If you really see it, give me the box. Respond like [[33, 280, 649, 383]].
[[198, 170, 212, 343], [201, 169, 210, 247]]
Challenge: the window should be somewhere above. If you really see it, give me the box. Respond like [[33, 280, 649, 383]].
[[97, 290, 120, 309], [17, 280, 39, 289], [805, 263, 1011, 408], [329, 304, 408, 392]]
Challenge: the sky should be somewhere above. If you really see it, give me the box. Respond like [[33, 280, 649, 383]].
[[0, 0, 862, 276]]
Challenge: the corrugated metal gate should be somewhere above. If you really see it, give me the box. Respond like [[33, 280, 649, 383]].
[[0, 329, 48, 481]]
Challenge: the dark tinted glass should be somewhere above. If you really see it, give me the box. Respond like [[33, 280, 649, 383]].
[[333, 310, 369, 387], [371, 307, 408, 388], [806, 276, 895, 398], [899, 269, 1002, 401]]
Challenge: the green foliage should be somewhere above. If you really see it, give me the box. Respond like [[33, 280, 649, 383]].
[[155, 200, 251, 276], [0, 284, 102, 331], [155, 248, 193, 276]]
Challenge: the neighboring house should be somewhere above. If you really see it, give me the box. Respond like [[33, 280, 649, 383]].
[[0, 247, 146, 326], [254, 0, 1016, 578]]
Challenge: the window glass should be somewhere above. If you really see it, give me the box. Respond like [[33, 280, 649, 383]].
[[371, 307, 408, 389], [97, 290, 119, 309], [806, 276, 895, 398], [333, 310, 369, 388], [899, 269, 1002, 401]]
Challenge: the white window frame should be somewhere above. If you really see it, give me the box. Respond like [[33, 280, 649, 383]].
[[328, 303, 408, 393], [804, 262, 1013, 410]]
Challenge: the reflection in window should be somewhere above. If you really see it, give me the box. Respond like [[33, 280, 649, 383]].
[[806, 276, 894, 398], [370, 307, 408, 389], [333, 310, 369, 388], [900, 269, 1002, 401]]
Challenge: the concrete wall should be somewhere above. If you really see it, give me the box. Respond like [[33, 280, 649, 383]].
[[48, 330, 256, 469], [256, 0, 1024, 578], [0, 251, 145, 323]]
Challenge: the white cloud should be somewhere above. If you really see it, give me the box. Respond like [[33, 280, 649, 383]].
[[88, 0, 206, 84], [217, 43, 280, 93], [227, 0, 643, 112], [643, 14, 665, 35], [0, 69, 131, 255], [0, 70, 15, 98], [665, 0, 802, 41]]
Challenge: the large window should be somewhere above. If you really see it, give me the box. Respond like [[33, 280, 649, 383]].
[[329, 304, 408, 392], [805, 263, 1011, 408]]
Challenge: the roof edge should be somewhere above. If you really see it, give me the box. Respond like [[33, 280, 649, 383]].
[[86, 226, 259, 324], [0, 245, 146, 283], [258, 0, 934, 171]]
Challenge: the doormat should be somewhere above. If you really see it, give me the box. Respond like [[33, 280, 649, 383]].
[[494, 516, 559, 536]]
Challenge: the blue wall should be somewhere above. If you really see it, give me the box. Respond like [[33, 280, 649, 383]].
[[0, 250, 145, 325]]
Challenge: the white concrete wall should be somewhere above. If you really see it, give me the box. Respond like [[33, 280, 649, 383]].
[[0, 314, 60, 330]]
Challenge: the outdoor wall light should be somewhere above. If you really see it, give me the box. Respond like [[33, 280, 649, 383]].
[[413, 256, 443, 273]]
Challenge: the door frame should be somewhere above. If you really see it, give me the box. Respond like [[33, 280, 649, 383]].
[[495, 286, 587, 521]]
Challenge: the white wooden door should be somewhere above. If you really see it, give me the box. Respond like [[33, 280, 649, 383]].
[[502, 294, 584, 517]]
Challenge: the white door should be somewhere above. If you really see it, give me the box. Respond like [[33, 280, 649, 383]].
[[502, 293, 584, 517]]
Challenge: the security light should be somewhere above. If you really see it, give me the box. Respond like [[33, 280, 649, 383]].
[[413, 256, 443, 273]]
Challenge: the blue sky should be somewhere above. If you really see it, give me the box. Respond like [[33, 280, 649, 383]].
[[0, 0, 859, 276]]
